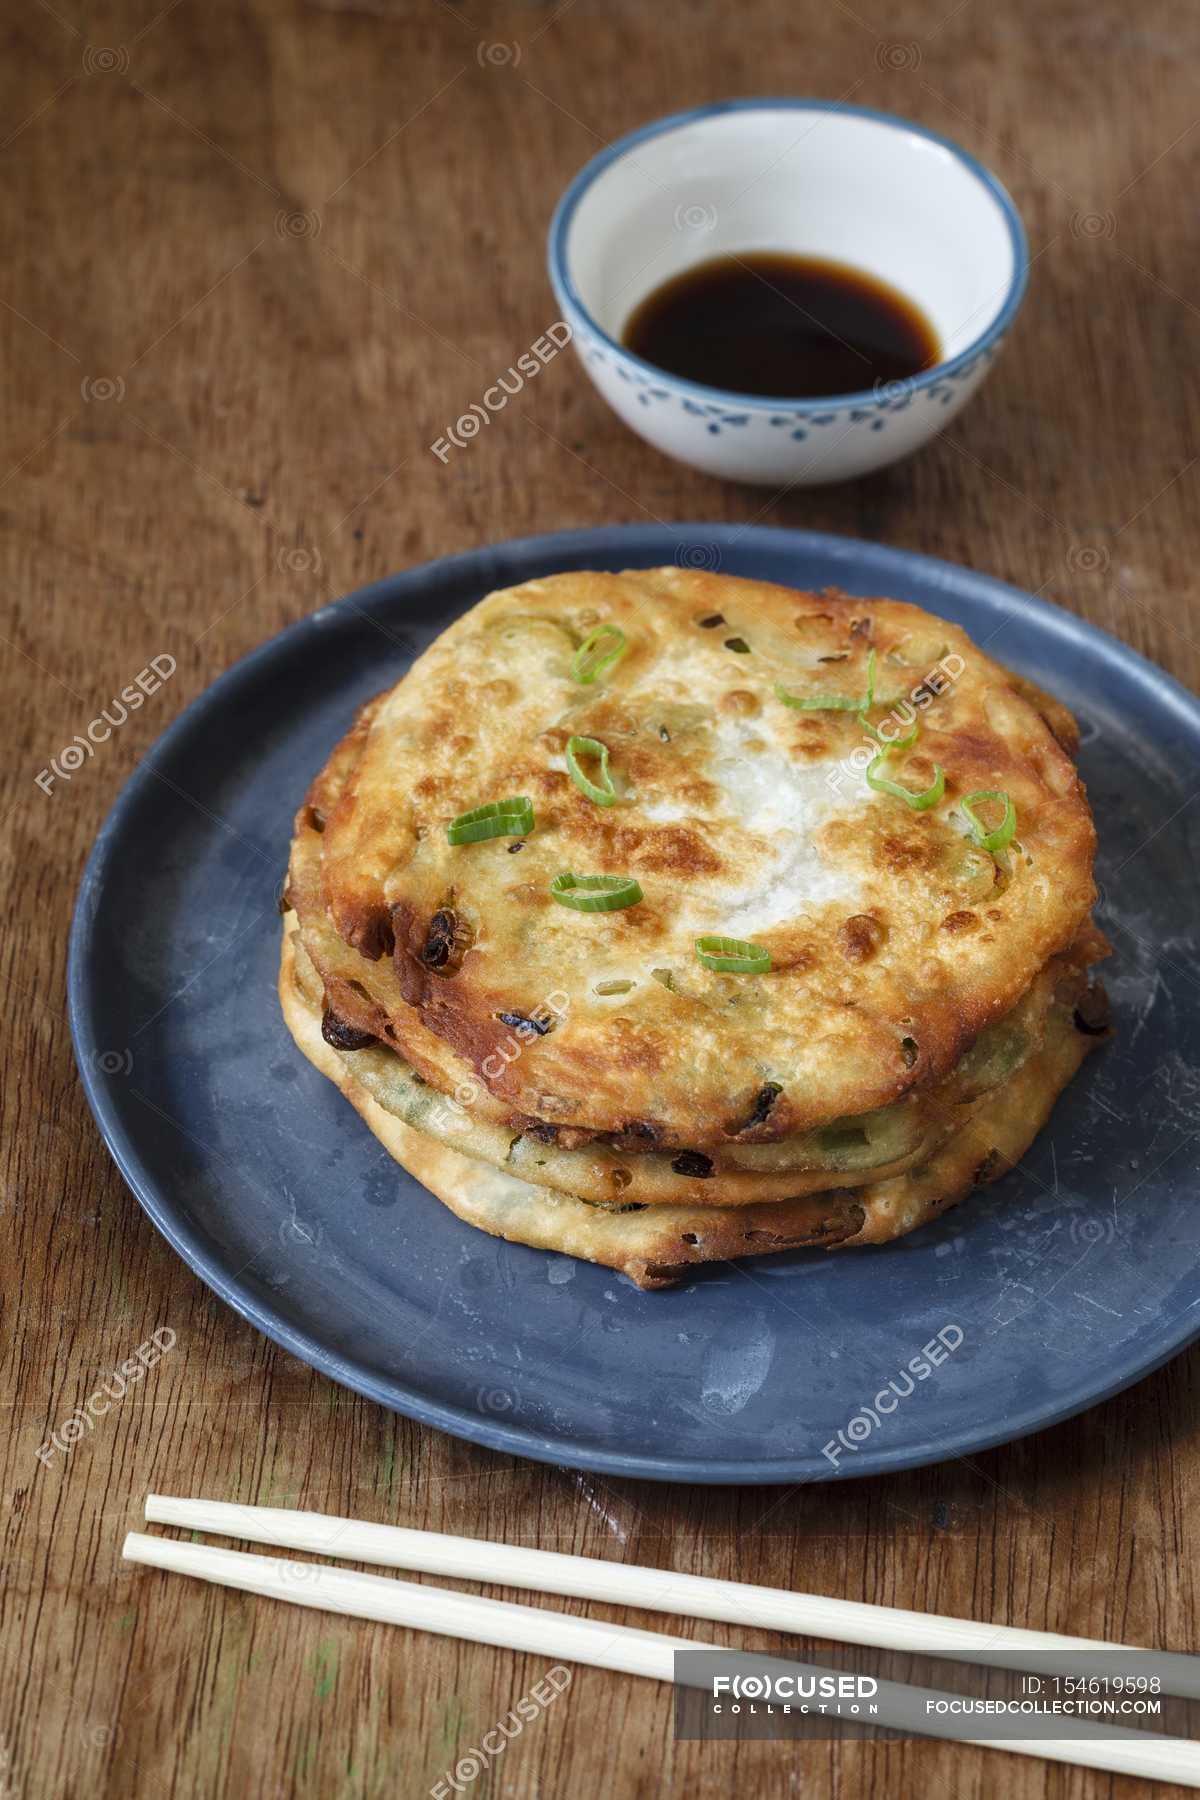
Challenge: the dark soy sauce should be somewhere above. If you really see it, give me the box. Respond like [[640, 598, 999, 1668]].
[[623, 252, 941, 399]]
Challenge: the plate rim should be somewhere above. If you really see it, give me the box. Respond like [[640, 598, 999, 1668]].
[[68, 523, 1200, 1484]]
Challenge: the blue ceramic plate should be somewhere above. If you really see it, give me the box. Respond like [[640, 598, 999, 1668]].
[[69, 527, 1200, 1484]]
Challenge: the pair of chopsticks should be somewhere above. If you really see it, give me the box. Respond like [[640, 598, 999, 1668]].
[[125, 1497, 1200, 1786]]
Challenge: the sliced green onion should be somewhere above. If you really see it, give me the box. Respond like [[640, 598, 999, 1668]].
[[863, 712, 919, 749], [862, 711, 944, 811], [565, 735, 619, 806], [550, 871, 642, 912], [571, 623, 627, 685], [447, 796, 534, 844], [961, 789, 1017, 854], [866, 751, 945, 811], [695, 935, 772, 974], [777, 646, 876, 713]]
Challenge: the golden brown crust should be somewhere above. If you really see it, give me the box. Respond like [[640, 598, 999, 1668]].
[[280, 925, 1102, 1288], [310, 569, 1098, 1142], [284, 913, 943, 1205], [288, 807, 1107, 1203], [1008, 672, 1082, 757]]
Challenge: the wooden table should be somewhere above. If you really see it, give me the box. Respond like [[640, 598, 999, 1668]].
[[4, 1, 1198, 1794]]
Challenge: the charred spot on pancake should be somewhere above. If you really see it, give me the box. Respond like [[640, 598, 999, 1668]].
[[321, 1008, 377, 1051], [421, 907, 470, 974], [672, 1150, 714, 1178], [838, 914, 885, 963], [658, 724, 671, 742], [941, 910, 980, 935], [602, 1119, 668, 1155], [726, 1083, 783, 1136], [724, 636, 751, 654], [1073, 985, 1111, 1036], [849, 615, 873, 639], [900, 1036, 919, 1068], [349, 910, 395, 962], [523, 1121, 560, 1145], [424, 914, 456, 972], [696, 612, 725, 628], [507, 840, 526, 853], [496, 1009, 554, 1037], [973, 1147, 1003, 1184]]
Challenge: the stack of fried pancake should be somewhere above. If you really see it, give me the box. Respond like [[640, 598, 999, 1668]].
[[280, 568, 1109, 1288]]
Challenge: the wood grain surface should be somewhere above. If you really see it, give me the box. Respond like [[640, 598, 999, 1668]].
[[3, 1, 1199, 1796]]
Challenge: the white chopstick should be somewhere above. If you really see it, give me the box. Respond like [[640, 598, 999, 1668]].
[[144, 1495, 1200, 1698], [123, 1531, 1200, 1789]]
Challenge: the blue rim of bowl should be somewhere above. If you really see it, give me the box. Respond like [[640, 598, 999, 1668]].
[[547, 98, 1030, 414]]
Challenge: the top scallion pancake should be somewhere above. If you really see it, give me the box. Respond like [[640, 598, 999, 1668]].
[[319, 568, 1097, 1144]]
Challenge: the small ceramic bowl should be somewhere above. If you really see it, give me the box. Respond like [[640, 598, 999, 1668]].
[[548, 100, 1028, 486]]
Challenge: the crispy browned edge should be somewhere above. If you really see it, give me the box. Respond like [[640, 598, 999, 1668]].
[[288, 695, 1106, 1163], [280, 923, 1107, 1289]]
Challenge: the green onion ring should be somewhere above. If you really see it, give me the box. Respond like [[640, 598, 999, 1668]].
[[866, 751, 945, 811], [961, 789, 1017, 854], [695, 935, 772, 974], [550, 871, 642, 912], [777, 646, 876, 713], [447, 796, 534, 845], [571, 623, 627, 685], [863, 712, 919, 749], [565, 735, 619, 807]]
